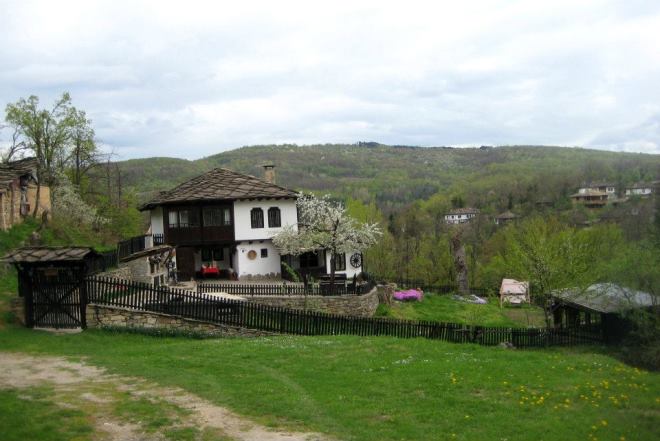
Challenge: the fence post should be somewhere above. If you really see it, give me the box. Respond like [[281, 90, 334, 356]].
[[79, 275, 88, 329]]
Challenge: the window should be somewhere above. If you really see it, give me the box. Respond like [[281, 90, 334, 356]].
[[299, 252, 317, 268], [261, 248, 268, 258], [202, 247, 224, 261], [267, 207, 281, 228], [168, 210, 178, 228], [179, 210, 190, 227], [169, 209, 199, 228], [332, 253, 346, 271], [203, 207, 232, 227], [251, 208, 264, 228]]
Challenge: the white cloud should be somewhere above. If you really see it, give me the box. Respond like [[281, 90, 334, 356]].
[[0, 0, 659, 158]]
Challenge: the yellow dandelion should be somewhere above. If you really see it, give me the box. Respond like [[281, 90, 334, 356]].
[[601, 420, 607, 426]]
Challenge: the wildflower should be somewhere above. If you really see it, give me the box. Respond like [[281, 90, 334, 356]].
[[601, 420, 607, 426]]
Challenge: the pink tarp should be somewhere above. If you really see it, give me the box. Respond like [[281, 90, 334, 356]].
[[393, 289, 424, 302]]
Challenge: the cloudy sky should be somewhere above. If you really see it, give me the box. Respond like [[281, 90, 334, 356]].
[[1, 0, 659, 159]]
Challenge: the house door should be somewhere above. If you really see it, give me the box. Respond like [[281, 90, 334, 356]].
[[176, 247, 196, 280]]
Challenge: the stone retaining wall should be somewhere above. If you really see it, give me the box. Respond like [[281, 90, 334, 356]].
[[247, 287, 379, 317], [98, 266, 131, 280], [86, 304, 276, 337]]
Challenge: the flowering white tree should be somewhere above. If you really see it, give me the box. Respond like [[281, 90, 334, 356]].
[[272, 193, 381, 283], [52, 173, 107, 227]]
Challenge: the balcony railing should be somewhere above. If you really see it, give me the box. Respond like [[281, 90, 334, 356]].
[[117, 234, 165, 260]]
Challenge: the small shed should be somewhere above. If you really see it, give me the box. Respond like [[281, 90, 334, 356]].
[[2, 246, 101, 328], [552, 283, 656, 343], [499, 278, 529, 307]]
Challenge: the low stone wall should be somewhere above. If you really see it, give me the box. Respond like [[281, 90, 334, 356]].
[[247, 287, 379, 317], [86, 304, 276, 337], [97, 266, 131, 280], [9, 297, 26, 325]]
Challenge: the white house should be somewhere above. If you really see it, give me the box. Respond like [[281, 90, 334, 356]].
[[444, 208, 479, 225], [141, 165, 363, 281], [624, 183, 654, 197]]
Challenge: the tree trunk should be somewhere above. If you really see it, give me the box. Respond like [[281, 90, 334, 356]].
[[32, 171, 42, 219], [329, 249, 336, 295], [451, 229, 469, 296]]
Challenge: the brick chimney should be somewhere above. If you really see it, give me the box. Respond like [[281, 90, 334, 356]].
[[263, 164, 275, 184]]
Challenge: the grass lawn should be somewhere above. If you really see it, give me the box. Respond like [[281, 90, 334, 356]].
[[377, 293, 547, 327], [0, 387, 94, 441], [1, 325, 658, 441]]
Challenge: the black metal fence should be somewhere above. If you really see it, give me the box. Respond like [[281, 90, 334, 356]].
[[117, 235, 153, 260], [87, 251, 119, 275], [87, 277, 602, 348]]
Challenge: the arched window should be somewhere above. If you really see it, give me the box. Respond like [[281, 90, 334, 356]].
[[250, 208, 264, 228], [268, 207, 281, 228]]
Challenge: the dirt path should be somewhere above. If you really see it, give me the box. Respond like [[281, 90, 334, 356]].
[[0, 352, 331, 441]]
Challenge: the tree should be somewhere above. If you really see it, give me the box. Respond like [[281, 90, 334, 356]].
[[67, 108, 101, 187], [5, 93, 77, 216], [489, 217, 607, 326], [272, 193, 381, 285]]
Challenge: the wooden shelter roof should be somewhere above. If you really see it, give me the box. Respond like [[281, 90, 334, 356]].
[[553, 283, 655, 314], [0, 157, 39, 190], [1, 246, 99, 264], [140, 168, 298, 210], [495, 211, 519, 220]]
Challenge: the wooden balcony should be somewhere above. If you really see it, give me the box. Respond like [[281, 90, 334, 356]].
[[165, 225, 234, 246]]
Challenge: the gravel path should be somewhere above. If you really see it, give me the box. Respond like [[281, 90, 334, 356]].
[[0, 352, 330, 441]]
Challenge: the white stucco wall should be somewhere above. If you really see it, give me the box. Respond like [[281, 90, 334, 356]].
[[325, 251, 362, 279], [235, 240, 282, 278], [150, 207, 164, 235], [233, 199, 297, 241]]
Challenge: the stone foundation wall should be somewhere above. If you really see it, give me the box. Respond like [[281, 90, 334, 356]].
[[86, 304, 276, 337], [247, 287, 379, 317], [9, 297, 26, 325], [97, 266, 131, 280]]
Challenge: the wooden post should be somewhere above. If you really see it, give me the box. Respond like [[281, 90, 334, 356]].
[[79, 266, 88, 329]]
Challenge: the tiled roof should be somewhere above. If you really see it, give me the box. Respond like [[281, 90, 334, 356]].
[[0, 157, 39, 189], [553, 283, 654, 314], [571, 190, 608, 197], [446, 208, 479, 216], [140, 168, 298, 210], [626, 182, 653, 189], [495, 211, 519, 220], [1, 246, 98, 263]]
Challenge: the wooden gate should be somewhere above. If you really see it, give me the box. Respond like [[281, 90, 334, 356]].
[[25, 266, 87, 329]]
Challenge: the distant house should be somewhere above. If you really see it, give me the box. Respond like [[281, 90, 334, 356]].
[[570, 189, 609, 208], [499, 279, 529, 307], [552, 283, 656, 343], [444, 208, 479, 225], [494, 211, 519, 225], [0, 158, 51, 230], [624, 183, 654, 197], [140, 165, 363, 281], [577, 182, 617, 199]]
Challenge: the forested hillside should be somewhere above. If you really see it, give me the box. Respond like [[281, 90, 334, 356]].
[[117, 144, 659, 214]]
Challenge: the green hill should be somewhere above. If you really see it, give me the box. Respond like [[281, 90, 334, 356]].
[[115, 144, 660, 212]]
